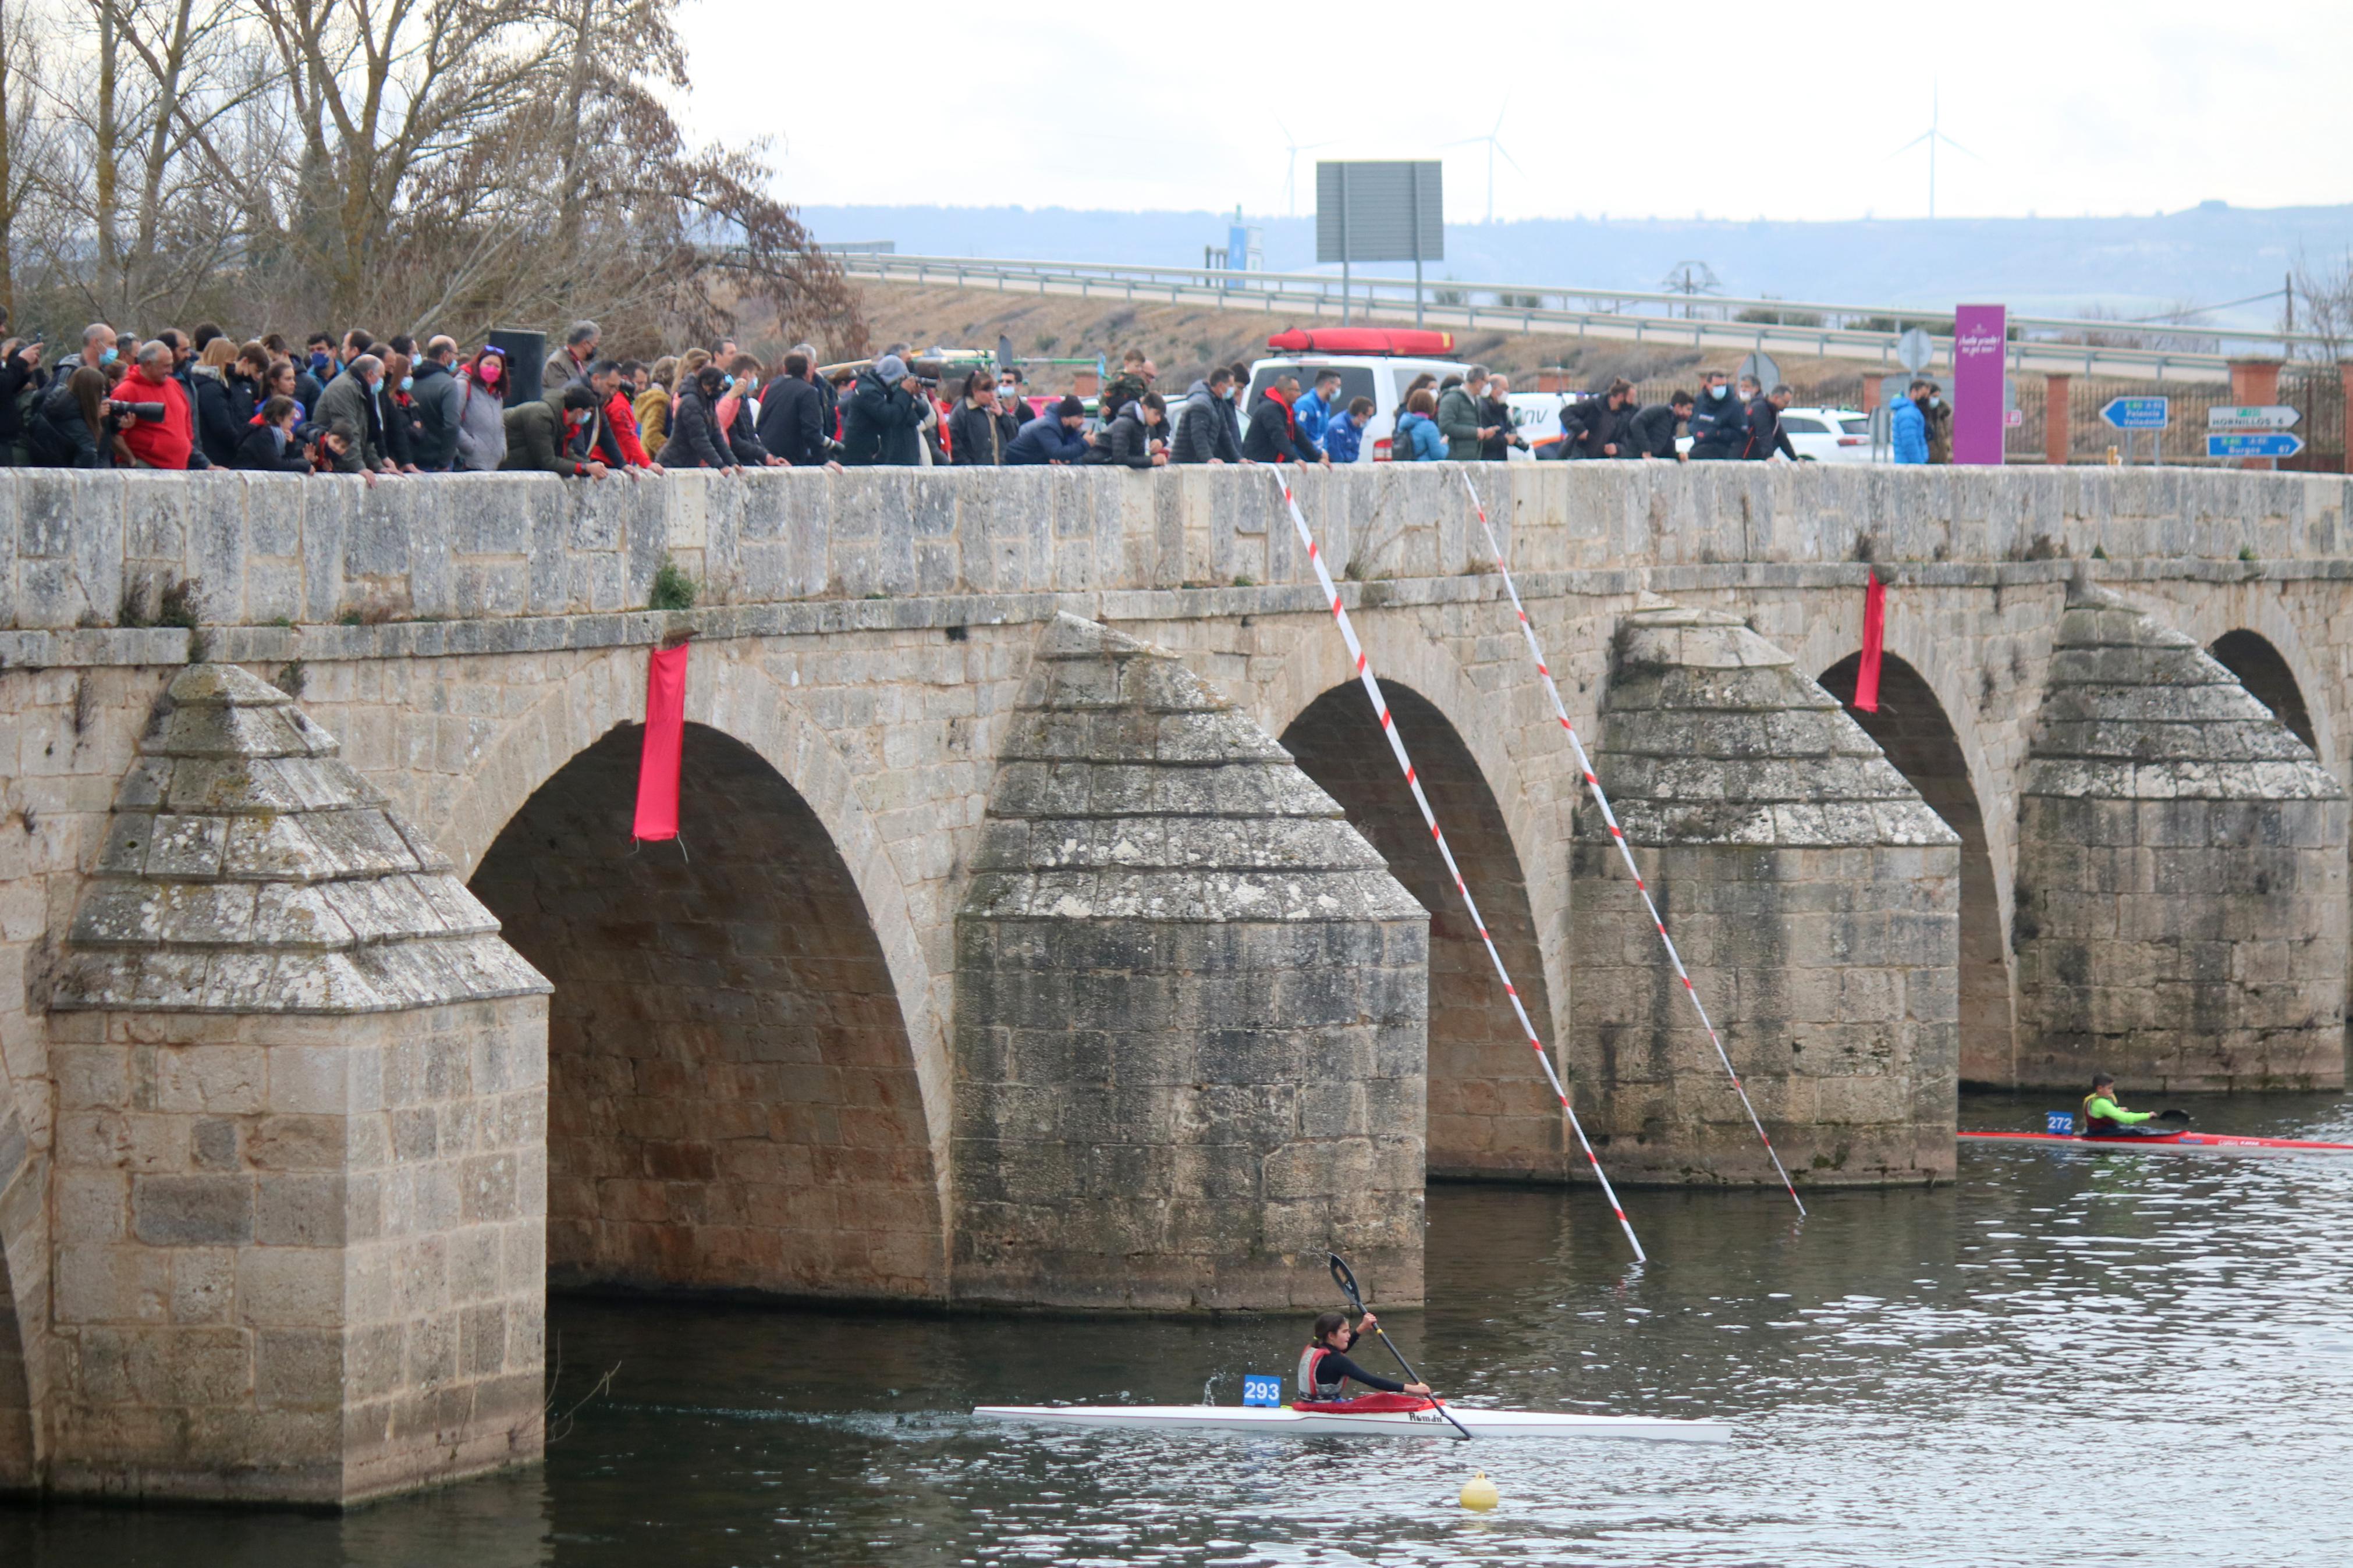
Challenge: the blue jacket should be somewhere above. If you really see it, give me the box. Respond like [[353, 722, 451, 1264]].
[[1324, 411, 1364, 464], [1393, 410, 1446, 461], [1295, 386, 1335, 447], [1006, 414, 1090, 465], [1890, 399, 1928, 464]]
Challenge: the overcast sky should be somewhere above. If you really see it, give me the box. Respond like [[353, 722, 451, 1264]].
[[676, 0, 2351, 223]]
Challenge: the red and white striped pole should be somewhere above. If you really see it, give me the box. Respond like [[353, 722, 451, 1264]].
[[1460, 473, 1804, 1215], [1270, 471, 1647, 1263]]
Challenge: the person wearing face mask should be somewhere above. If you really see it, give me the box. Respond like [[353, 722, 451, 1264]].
[[1891, 379, 1931, 465], [714, 355, 782, 466], [58, 322, 120, 375], [317, 353, 395, 475], [504, 383, 612, 479], [1685, 370, 1749, 461], [455, 347, 512, 471], [1170, 366, 1244, 464], [377, 351, 425, 472], [299, 334, 334, 408], [1924, 381, 1953, 464]]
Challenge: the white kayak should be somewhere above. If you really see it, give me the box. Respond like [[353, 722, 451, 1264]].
[[974, 1403, 1730, 1443]]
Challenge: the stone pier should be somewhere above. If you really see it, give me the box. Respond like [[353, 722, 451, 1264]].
[[42, 666, 549, 1504], [1571, 607, 1961, 1185], [952, 616, 1428, 1309]]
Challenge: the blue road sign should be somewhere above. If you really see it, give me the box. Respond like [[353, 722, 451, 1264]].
[[2206, 432, 2304, 460], [2100, 397, 2169, 430]]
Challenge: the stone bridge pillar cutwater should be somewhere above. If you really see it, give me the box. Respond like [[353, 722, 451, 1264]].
[[44, 664, 550, 1504]]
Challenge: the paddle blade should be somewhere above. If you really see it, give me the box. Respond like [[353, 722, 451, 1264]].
[[2158, 1108, 2192, 1122], [1328, 1252, 1364, 1309]]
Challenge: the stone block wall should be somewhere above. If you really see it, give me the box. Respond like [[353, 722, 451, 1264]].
[[954, 616, 1429, 1309], [2015, 588, 2348, 1090], [1571, 607, 1961, 1186], [45, 997, 546, 1503]]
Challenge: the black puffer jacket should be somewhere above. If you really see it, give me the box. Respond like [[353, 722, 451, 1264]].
[[945, 397, 1021, 465], [656, 389, 732, 469], [1560, 394, 1634, 460], [24, 381, 111, 468], [191, 369, 246, 468], [1084, 403, 1157, 469], [1626, 403, 1684, 459], [232, 422, 314, 473]]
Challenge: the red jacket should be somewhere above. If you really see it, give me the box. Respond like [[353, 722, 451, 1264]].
[[604, 388, 652, 467], [118, 370, 200, 469]]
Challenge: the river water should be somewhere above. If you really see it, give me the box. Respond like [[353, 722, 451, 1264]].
[[8, 1090, 2352, 1567]]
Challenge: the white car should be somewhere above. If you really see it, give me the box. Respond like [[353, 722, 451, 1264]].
[[1674, 405, 1876, 462], [1774, 406, 1875, 463]]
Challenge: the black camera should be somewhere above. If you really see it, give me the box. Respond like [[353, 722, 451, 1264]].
[[108, 400, 167, 423]]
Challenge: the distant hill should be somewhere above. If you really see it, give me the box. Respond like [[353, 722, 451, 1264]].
[[797, 202, 2353, 328]]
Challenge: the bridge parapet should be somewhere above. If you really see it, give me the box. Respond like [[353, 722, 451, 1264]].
[[0, 467, 2345, 639]]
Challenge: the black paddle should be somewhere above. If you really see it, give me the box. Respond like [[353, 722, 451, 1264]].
[[2157, 1108, 2192, 1123], [1328, 1253, 1472, 1442]]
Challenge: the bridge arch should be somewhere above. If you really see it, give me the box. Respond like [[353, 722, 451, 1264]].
[[456, 656, 946, 1302], [1820, 650, 2016, 1087], [1278, 677, 1560, 1179], [2208, 630, 2317, 755]]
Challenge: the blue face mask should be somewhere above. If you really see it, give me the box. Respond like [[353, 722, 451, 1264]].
[[310, 353, 329, 374], [399, 376, 414, 393], [1708, 384, 1728, 400], [99, 346, 119, 366]]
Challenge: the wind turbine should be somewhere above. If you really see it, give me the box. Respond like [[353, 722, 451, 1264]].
[[1891, 82, 1980, 219], [1443, 102, 1520, 225], [1277, 119, 1337, 218]]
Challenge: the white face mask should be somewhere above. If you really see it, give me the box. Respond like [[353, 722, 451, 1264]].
[[1709, 385, 1729, 400]]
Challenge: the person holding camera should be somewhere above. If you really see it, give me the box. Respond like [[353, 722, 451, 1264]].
[[101, 342, 204, 469], [842, 353, 925, 466], [25, 368, 128, 467]]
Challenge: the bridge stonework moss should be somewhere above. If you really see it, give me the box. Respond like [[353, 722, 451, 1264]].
[[953, 616, 1428, 1310]]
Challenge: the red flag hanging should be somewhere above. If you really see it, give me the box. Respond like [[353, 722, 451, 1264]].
[[1855, 571, 1886, 713], [633, 642, 690, 842]]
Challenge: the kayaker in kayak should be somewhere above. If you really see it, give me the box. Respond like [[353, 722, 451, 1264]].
[[2083, 1073, 2160, 1135], [1298, 1312, 1431, 1403]]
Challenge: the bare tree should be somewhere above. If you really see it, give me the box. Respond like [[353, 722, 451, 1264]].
[[35, 0, 272, 321], [2290, 250, 2353, 364]]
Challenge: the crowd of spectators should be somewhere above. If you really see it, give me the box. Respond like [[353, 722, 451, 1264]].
[[0, 310, 1930, 478]]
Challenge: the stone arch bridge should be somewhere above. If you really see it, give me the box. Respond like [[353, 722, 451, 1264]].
[[0, 464, 2347, 1500]]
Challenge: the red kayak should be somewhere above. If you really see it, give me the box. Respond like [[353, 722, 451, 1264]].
[[1961, 1128, 2353, 1158]]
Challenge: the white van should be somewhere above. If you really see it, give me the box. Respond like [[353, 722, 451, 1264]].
[[1242, 328, 1474, 463]]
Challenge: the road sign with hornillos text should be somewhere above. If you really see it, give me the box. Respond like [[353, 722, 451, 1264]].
[[2206, 432, 2304, 460], [2100, 397, 2169, 430], [2207, 406, 2299, 431]]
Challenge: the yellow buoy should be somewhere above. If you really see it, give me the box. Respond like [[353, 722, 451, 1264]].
[[1460, 1470, 1500, 1512]]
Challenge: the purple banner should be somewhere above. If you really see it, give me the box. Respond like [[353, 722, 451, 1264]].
[[1951, 304, 2007, 465]]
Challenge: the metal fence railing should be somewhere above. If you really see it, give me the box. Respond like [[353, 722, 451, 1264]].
[[836, 252, 2308, 385]]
